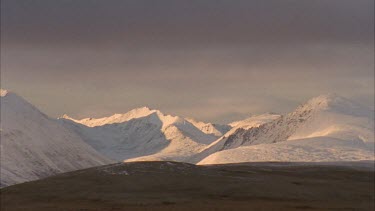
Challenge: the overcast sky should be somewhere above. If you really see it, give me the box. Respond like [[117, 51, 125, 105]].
[[1, 0, 374, 123]]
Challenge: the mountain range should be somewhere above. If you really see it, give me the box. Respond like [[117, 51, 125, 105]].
[[1, 89, 374, 187], [198, 94, 374, 164]]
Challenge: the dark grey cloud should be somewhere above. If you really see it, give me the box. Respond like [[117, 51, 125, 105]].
[[1, 0, 374, 123], [2, 0, 374, 47]]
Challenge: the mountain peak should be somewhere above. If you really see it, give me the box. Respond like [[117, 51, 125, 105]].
[[299, 93, 349, 111], [125, 106, 155, 115], [112, 106, 158, 119], [229, 113, 282, 129], [306, 93, 341, 106], [62, 107, 161, 127], [59, 114, 74, 120], [296, 93, 371, 118]]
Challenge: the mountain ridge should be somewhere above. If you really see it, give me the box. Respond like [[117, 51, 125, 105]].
[[59, 108, 229, 161], [1, 90, 373, 185], [198, 94, 374, 164]]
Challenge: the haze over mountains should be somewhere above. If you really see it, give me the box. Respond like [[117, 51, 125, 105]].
[[1, 89, 374, 187]]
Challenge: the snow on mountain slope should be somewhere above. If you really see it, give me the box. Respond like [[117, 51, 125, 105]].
[[225, 113, 281, 139], [229, 113, 281, 129], [197, 94, 374, 164], [0, 89, 8, 97], [60, 109, 223, 162], [63, 107, 155, 127], [185, 118, 231, 137], [0, 90, 112, 187], [64, 107, 231, 136], [189, 113, 282, 163], [230, 94, 373, 149], [198, 137, 375, 164]]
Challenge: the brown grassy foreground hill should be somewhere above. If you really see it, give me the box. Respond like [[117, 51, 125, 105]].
[[1, 161, 374, 211]]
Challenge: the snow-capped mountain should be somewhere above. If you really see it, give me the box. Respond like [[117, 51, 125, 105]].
[[185, 118, 231, 137], [189, 113, 282, 163], [62, 107, 156, 127], [225, 113, 282, 140], [0, 90, 112, 187], [60, 108, 230, 162], [63, 107, 230, 136], [2, 88, 373, 184], [198, 94, 375, 164], [198, 137, 375, 164], [229, 113, 282, 130]]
